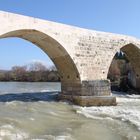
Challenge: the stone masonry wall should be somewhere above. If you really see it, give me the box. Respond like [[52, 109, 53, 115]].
[[1, 11, 140, 105]]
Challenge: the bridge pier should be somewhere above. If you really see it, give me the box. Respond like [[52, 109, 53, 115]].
[[60, 80, 116, 106]]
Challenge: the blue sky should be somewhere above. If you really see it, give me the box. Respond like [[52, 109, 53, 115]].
[[0, 0, 140, 69]]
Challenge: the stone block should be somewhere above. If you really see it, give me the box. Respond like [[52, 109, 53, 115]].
[[59, 94, 116, 106]]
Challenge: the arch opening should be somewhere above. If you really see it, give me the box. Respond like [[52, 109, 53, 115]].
[[0, 29, 81, 95], [107, 43, 140, 93], [0, 37, 61, 82]]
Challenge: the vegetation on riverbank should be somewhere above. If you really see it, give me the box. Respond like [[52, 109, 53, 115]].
[[0, 62, 60, 82]]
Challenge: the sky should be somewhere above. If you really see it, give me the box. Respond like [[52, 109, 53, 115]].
[[0, 0, 140, 69]]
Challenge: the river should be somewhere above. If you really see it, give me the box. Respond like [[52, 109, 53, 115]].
[[0, 82, 139, 140]]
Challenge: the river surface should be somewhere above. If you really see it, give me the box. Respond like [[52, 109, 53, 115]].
[[0, 82, 139, 140]]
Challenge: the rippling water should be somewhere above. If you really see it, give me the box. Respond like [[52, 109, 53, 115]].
[[0, 82, 139, 140]]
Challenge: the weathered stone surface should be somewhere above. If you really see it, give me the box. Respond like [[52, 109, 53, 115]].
[[59, 94, 116, 106], [81, 80, 111, 96], [0, 11, 140, 106]]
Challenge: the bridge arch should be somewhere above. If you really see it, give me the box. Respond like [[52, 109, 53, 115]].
[[107, 43, 140, 90], [0, 29, 81, 95]]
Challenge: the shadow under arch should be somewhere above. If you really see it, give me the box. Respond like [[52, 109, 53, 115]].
[[0, 29, 81, 94], [121, 43, 140, 89], [108, 43, 140, 91]]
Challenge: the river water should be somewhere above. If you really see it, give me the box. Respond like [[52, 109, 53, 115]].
[[0, 82, 139, 140]]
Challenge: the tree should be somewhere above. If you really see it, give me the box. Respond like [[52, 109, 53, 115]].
[[27, 61, 47, 72], [0, 72, 6, 81], [11, 66, 27, 81], [26, 61, 48, 81]]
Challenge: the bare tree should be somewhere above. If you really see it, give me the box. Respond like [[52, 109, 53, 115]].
[[11, 66, 27, 81], [27, 61, 47, 72]]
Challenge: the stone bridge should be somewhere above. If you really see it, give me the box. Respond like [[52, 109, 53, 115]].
[[0, 11, 140, 106]]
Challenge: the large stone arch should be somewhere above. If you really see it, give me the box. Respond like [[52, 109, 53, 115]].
[[0, 29, 81, 96]]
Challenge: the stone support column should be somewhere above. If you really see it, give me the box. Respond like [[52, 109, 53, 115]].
[[59, 80, 116, 106]]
